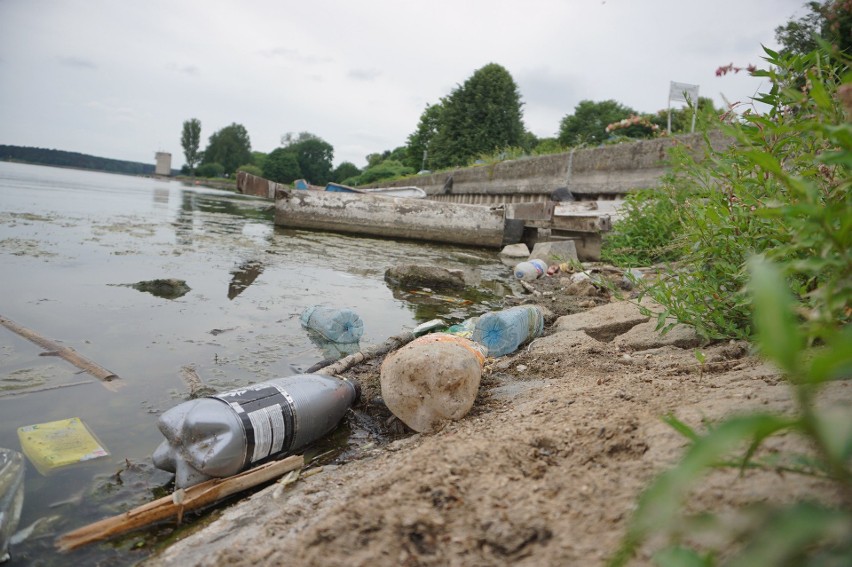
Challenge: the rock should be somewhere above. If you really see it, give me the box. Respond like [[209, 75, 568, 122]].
[[613, 320, 704, 350], [128, 279, 190, 299], [529, 241, 579, 264], [554, 299, 651, 342], [384, 264, 466, 290], [380, 334, 485, 433], [563, 279, 602, 297], [500, 243, 530, 258]]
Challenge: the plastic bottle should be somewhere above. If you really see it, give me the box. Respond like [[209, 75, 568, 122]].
[[471, 305, 545, 357], [0, 448, 24, 563], [514, 259, 547, 281], [380, 334, 486, 433], [300, 305, 364, 343], [152, 374, 359, 489]]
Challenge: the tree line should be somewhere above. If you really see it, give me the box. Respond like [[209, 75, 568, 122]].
[[0, 145, 163, 176], [181, 1, 848, 187]]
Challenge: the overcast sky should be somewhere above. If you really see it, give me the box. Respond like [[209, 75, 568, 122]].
[[1, 0, 808, 170]]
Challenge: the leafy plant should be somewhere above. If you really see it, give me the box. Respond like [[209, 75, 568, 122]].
[[609, 256, 852, 567], [608, 41, 852, 567], [600, 187, 689, 267], [636, 44, 851, 341]]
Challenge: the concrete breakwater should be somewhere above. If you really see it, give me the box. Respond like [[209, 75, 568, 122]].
[[366, 131, 731, 205]]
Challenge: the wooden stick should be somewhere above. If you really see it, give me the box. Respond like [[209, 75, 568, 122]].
[[56, 454, 305, 552], [0, 315, 123, 392], [315, 330, 415, 376]]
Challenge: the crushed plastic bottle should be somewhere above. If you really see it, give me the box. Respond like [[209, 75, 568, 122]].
[[471, 305, 545, 357], [514, 259, 547, 281], [153, 374, 359, 489], [380, 333, 486, 432], [0, 448, 24, 564], [300, 305, 364, 343]]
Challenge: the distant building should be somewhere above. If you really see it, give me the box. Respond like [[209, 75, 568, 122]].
[[155, 152, 172, 176]]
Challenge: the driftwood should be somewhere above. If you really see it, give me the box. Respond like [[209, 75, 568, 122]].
[[315, 330, 416, 376], [0, 315, 122, 391], [56, 454, 305, 552]]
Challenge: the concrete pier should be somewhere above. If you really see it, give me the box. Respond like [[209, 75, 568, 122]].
[[273, 187, 516, 248]]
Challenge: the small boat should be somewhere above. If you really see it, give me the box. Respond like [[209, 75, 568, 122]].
[[294, 179, 426, 199], [324, 182, 427, 199]]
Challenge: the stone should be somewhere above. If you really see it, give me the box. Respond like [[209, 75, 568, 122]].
[[554, 299, 651, 342], [500, 243, 530, 258], [529, 240, 579, 264], [384, 264, 466, 290], [613, 320, 704, 350], [128, 279, 191, 299]]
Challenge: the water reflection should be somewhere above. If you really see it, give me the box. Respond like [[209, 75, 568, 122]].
[[228, 260, 265, 299]]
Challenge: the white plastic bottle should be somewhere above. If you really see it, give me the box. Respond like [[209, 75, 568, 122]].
[[152, 374, 359, 488], [514, 259, 548, 281]]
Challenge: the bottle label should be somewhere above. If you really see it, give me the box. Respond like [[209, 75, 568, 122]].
[[213, 384, 296, 468]]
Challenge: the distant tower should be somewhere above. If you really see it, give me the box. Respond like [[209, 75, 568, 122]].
[[155, 152, 172, 176]]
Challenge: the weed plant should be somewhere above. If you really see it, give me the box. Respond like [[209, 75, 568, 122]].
[[625, 44, 851, 341], [608, 43, 851, 566]]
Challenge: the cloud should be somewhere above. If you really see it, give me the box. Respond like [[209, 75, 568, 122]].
[[348, 68, 381, 81], [258, 46, 332, 65], [58, 56, 96, 69], [168, 63, 200, 76]]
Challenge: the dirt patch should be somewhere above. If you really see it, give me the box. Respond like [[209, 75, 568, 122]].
[[145, 273, 848, 567]]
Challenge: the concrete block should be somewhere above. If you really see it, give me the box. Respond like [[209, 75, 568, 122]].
[[500, 243, 530, 258], [529, 240, 578, 264]]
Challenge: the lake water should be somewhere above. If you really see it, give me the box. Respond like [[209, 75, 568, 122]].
[[0, 162, 513, 565]]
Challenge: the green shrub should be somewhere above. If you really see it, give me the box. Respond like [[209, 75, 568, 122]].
[[195, 162, 224, 178], [600, 187, 689, 267], [609, 43, 852, 567], [236, 164, 262, 177], [637, 45, 851, 341]]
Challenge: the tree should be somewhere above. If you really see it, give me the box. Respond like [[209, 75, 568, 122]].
[[404, 103, 444, 171], [428, 63, 526, 169], [331, 161, 361, 183], [281, 132, 334, 184], [262, 148, 301, 184], [775, 1, 851, 58], [557, 100, 636, 146], [202, 123, 252, 175], [180, 118, 201, 175]]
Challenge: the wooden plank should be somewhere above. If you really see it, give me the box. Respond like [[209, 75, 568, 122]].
[[525, 212, 612, 233], [505, 201, 555, 221], [56, 455, 305, 551]]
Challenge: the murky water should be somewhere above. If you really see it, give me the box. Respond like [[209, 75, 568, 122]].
[[0, 162, 514, 565]]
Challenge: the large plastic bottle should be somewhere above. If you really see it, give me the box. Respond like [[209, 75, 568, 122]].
[[380, 334, 486, 433], [471, 305, 545, 357], [514, 259, 547, 281], [152, 374, 359, 489], [300, 305, 364, 343]]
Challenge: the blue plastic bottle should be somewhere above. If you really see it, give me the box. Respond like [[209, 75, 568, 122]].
[[471, 305, 545, 357], [300, 305, 364, 343]]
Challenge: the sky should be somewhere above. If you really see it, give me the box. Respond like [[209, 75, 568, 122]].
[[0, 0, 809, 170]]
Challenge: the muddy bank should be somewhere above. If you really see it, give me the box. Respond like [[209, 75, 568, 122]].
[[143, 276, 849, 566]]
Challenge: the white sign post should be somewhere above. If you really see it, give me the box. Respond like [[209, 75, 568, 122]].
[[668, 81, 700, 134]]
